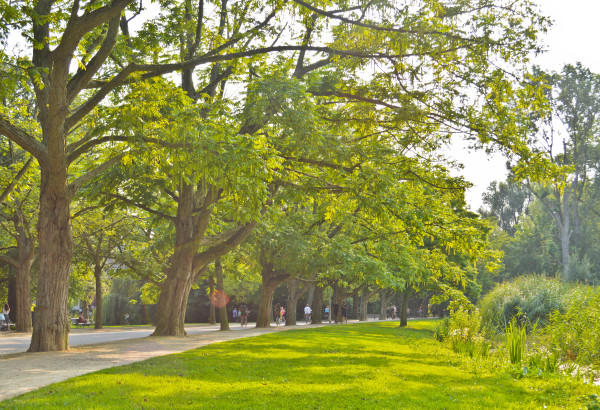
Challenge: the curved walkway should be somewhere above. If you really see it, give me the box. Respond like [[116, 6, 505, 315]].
[[0, 321, 337, 401]]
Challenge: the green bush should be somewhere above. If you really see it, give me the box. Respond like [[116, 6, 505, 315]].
[[446, 308, 488, 358], [545, 289, 600, 366], [478, 275, 573, 332]]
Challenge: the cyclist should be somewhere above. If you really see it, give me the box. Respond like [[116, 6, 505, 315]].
[[274, 303, 281, 325], [304, 304, 312, 324], [239, 304, 249, 326]]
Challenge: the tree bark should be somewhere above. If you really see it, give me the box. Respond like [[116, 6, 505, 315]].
[[215, 258, 229, 331], [312, 285, 323, 324], [255, 264, 289, 328], [352, 293, 359, 321], [360, 287, 379, 321], [28, 175, 73, 352], [13, 207, 34, 333], [15, 264, 32, 332], [379, 290, 387, 320], [400, 288, 409, 327], [285, 278, 313, 326], [94, 265, 103, 329], [285, 278, 299, 326], [208, 272, 216, 325]]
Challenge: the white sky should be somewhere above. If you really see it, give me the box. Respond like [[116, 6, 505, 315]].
[[455, 0, 600, 210]]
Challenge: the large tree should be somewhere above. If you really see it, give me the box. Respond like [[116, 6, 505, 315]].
[[0, 0, 548, 349]]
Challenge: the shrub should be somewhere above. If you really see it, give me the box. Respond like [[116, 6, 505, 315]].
[[478, 275, 573, 332], [545, 289, 600, 366], [446, 308, 487, 358]]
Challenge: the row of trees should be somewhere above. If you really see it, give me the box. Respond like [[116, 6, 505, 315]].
[[480, 63, 600, 288], [0, 0, 550, 351]]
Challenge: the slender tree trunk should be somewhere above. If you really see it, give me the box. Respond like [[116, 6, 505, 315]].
[[306, 285, 315, 307], [400, 288, 409, 327], [215, 258, 229, 331], [312, 285, 323, 324], [286, 279, 299, 326], [352, 294, 359, 321], [94, 265, 103, 329], [28, 177, 73, 352], [15, 264, 32, 332], [208, 272, 216, 324], [379, 290, 387, 320]]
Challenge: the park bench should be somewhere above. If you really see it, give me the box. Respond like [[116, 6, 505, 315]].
[[70, 317, 94, 328]]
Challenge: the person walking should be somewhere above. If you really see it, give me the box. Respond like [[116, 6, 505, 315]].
[[232, 307, 238, 322], [274, 303, 282, 325], [341, 302, 348, 324], [2, 303, 10, 330]]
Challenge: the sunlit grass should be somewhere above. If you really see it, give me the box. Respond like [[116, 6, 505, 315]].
[[2, 320, 597, 409]]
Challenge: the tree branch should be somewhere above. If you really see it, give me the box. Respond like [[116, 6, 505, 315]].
[[0, 115, 47, 162]]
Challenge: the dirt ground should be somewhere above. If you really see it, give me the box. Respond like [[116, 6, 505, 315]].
[[0, 325, 305, 401]]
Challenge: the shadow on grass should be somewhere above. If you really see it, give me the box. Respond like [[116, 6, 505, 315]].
[[3, 321, 594, 409]]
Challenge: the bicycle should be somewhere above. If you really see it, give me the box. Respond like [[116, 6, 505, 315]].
[[240, 313, 248, 327], [275, 315, 281, 326], [304, 313, 312, 325]]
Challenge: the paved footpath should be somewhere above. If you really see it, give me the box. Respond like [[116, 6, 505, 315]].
[[0, 322, 332, 401]]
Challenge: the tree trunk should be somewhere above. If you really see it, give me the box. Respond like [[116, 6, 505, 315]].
[[312, 285, 323, 324], [15, 264, 32, 332], [360, 288, 378, 321], [215, 258, 229, 331], [400, 288, 409, 327], [208, 272, 216, 325], [306, 285, 315, 307], [379, 290, 387, 320], [285, 279, 299, 326], [13, 208, 34, 333], [153, 274, 194, 335], [94, 265, 103, 329], [352, 293, 359, 321], [28, 178, 73, 352], [255, 265, 288, 328]]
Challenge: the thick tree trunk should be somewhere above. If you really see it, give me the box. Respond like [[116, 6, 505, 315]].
[[360, 288, 378, 321], [400, 288, 409, 327], [29, 180, 73, 352], [256, 281, 276, 328], [154, 274, 194, 335], [94, 265, 103, 329], [208, 272, 216, 325], [256, 265, 288, 328], [215, 258, 229, 331], [154, 183, 209, 335]]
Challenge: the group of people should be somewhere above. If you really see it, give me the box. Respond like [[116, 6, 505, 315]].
[[386, 305, 398, 319], [0, 303, 10, 331], [232, 305, 249, 325], [325, 302, 348, 324]]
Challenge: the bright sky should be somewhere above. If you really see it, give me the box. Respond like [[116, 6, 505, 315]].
[[456, 0, 600, 210]]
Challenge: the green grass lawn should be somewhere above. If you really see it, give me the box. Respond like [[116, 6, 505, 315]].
[[2, 321, 598, 409]]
